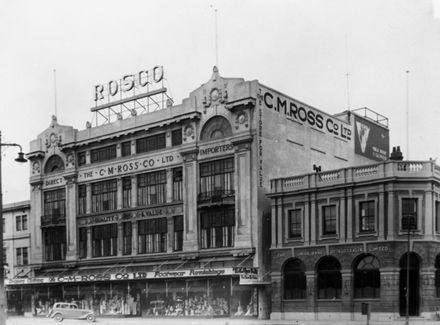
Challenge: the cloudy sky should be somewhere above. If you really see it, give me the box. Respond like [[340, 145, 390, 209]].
[[1, 0, 439, 203]]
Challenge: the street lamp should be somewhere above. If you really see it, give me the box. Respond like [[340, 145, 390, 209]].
[[405, 214, 416, 325], [0, 131, 27, 325]]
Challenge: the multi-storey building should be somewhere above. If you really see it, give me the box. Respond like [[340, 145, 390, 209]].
[[269, 156, 440, 321], [3, 200, 31, 314], [10, 67, 387, 318]]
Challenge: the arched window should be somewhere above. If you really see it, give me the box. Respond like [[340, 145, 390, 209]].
[[435, 254, 440, 297], [354, 255, 380, 298], [283, 259, 306, 299], [317, 256, 341, 299], [200, 116, 232, 141], [44, 155, 65, 174]]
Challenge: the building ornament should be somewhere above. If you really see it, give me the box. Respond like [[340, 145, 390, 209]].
[[66, 153, 75, 168], [235, 111, 249, 129], [183, 125, 195, 141], [45, 132, 62, 149], [32, 161, 41, 175]]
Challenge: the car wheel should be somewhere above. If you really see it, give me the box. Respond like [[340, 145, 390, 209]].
[[86, 314, 95, 322], [54, 313, 63, 322]]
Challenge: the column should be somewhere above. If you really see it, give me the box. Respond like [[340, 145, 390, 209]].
[[305, 271, 316, 315], [310, 194, 317, 244], [380, 267, 399, 315], [271, 201, 278, 248], [340, 196, 346, 242], [424, 188, 434, 239], [277, 200, 283, 247], [86, 184, 92, 214], [87, 227, 92, 259], [378, 185, 385, 240], [270, 272, 282, 318], [65, 175, 77, 261], [117, 178, 123, 209], [166, 169, 173, 203], [341, 269, 353, 315], [387, 185, 395, 240], [117, 223, 123, 256], [167, 216, 174, 253], [181, 148, 199, 251], [346, 188, 353, 242], [131, 221, 137, 255], [131, 175, 137, 208], [304, 194, 310, 244], [30, 181, 43, 263]]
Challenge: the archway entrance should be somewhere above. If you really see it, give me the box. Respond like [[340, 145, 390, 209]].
[[399, 252, 420, 316]]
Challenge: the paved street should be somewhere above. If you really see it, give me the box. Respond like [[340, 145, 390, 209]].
[[4, 316, 440, 325]]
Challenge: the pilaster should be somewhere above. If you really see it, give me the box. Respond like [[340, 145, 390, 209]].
[[30, 180, 43, 263], [64, 173, 78, 261]]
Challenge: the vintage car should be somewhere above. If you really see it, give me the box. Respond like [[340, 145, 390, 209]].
[[47, 302, 96, 322]]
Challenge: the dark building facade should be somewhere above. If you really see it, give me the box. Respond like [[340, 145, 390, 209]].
[[269, 159, 440, 321]]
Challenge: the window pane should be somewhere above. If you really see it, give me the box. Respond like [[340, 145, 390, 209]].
[[288, 210, 302, 238], [90, 145, 117, 163]]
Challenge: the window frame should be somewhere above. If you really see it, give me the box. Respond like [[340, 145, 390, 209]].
[[359, 200, 376, 233], [400, 197, 419, 233], [136, 133, 166, 154], [321, 204, 338, 237], [287, 209, 302, 239], [90, 145, 117, 164]]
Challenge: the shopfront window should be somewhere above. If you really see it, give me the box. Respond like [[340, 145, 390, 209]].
[[200, 207, 235, 249], [123, 222, 132, 255], [317, 256, 341, 299], [360, 201, 375, 232], [173, 167, 183, 201], [122, 177, 132, 208], [199, 158, 234, 200], [146, 281, 166, 316], [78, 184, 87, 215], [91, 179, 117, 213], [92, 223, 117, 257], [231, 279, 257, 317], [354, 254, 380, 298], [137, 170, 166, 206], [138, 218, 167, 254], [43, 226, 66, 261], [44, 189, 66, 223], [78, 227, 87, 259], [173, 215, 183, 251], [284, 259, 306, 299]]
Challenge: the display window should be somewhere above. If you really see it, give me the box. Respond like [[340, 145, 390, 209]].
[[231, 279, 258, 317], [146, 281, 166, 316]]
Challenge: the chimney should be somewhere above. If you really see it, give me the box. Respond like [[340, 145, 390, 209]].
[[389, 146, 404, 161]]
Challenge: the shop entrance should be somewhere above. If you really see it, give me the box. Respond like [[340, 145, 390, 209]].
[[399, 252, 420, 316]]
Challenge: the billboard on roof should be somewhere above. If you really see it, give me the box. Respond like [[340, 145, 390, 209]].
[[354, 115, 389, 161]]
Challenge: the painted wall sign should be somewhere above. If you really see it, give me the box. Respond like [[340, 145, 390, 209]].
[[77, 152, 182, 182], [6, 267, 259, 285], [94, 66, 164, 102], [354, 115, 389, 161], [42, 176, 66, 189], [295, 247, 326, 257], [329, 245, 364, 255], [198, 142, 234, 159], [259, 85, 352, 141]]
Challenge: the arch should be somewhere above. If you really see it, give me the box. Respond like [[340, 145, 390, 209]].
[[399, 252, 420, 316], [353, 254, 380, 298], [44, 155, 65, 174], [283, 258, 306, 299], [316, 256, 341, 299], [200, 116, 232, 141]]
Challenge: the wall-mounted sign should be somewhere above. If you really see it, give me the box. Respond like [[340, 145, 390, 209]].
[[259, 85, 352, 141], [354, 115, 389, 161], [6, 267, 259, 285], [198, 142, 234, 159], [77, 152, 182, 182], [43, 176, 66, 189]]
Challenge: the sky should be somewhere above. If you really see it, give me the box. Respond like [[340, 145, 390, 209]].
[[0, 0, 440, 204]]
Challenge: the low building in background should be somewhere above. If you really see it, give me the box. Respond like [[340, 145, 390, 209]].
[[3, 200, 31, 315], [6, 66, 388, 318], [269, 156, 440, 321]]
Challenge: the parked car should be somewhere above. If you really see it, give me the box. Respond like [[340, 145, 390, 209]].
[[47, 302, 96, 322]]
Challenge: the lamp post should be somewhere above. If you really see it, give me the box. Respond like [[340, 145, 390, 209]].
[[405, 214, 416, 325], [0, 131, 27, 325]]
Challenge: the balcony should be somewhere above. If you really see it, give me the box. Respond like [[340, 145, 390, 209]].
[[270, 160, 440, 194], [41, 214, 66, 227], [198, 189, 235, 203]]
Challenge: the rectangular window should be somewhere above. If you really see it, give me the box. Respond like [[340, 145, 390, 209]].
[[22, 215, 27, 231], [137, 171, 166, 206], [121, 141, 131, 157], [174, 215, 183, 251], [44, 227, 66, 261], [16, 247, 28, 265], [136, 133, 166, 154], [3, 248, 6, 265], [2, 218, 4, 233], [90, 145, 117, 164], [288, 209, 302, 238], [173, 167, 183, 201], [199, 158, 234, 200], [92, 224, 118, 257], [436, 201, 440, 232], [171, 129, 182, 146], [79, 227, 87, 259], [137, 218, 167, 254], [360, 201, 375, 232], [91, 179, 117, 213], [122, 177, 132, 208], [16, 216, 21, 231], [44, 189, 66, 223], [323, 205, 337, 235], [15, 215, 28, 231], [200, 207, 235, 249], [78, 184, 87, 215], [78, 152, 86, 166], [123, 222, 132, 255], [402, 198, 417, 230]]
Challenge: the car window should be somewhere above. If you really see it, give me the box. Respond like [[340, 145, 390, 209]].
[[60, 304, 68, 308], [71, 305, 77, 309]]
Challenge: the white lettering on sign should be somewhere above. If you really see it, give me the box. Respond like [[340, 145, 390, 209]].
[[94, 66, 164, 102], [78, 152, 181, 182]]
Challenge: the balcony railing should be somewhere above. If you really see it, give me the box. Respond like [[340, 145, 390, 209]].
[[198, 189, 235, 202], [41, 214, 66, 227], [271, 160, 440, 193]]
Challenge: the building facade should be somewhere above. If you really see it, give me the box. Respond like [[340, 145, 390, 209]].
[[269, 158, 440, 321], [10, 67, 387, 318], [3, 200, 31, 314]]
